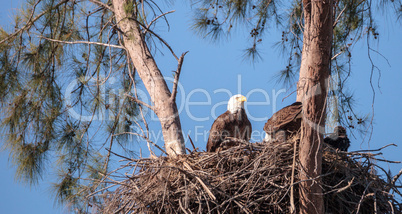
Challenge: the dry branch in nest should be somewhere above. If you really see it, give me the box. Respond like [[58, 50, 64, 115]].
[[96, 137, 402, 213]]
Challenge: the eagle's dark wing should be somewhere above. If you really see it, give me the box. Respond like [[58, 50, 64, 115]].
[[264, 102, 302, 134], [207, 109, 252, 152], [207, 111, 234, 152], [238, 108, 252, 141]]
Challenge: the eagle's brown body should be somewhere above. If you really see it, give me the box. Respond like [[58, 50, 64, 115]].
[[264, 102, 302, 140], [207, 109, 252, 152]]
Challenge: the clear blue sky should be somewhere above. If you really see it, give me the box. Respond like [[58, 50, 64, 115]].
[[1, 1, 401, 213]]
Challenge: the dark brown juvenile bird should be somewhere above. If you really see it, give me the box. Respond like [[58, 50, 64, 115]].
[[324, 126, 350, 152]]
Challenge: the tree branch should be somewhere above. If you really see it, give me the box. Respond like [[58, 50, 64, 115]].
[[331, 50, 344, 60], [113, 132, 167, 155], [333, 5, 347, 28], [40, 36, 126, 49], [125, 94, 155, 110], [390, 168, 402, 190], [351, 143, 397, 153], [171, 52, 188, 101], [147, 10, 175, 29], [105, 148, 132, 161], [127, 17, 179, 60], [89, 0, 114, 13]]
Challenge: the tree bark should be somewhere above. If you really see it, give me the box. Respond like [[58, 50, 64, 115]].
[[112, 0, 185, 156], [297, 0, 333, 213]]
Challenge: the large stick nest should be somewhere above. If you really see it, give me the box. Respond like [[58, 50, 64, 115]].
[[100, 138, 402, 213]]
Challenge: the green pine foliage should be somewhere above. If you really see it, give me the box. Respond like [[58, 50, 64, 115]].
[[0, 0, 166, 211]]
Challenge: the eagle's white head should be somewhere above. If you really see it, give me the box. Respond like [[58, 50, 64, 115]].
[[227, 94, 247, 114]]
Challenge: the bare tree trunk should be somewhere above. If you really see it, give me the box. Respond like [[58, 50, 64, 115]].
[[112, 0, 185, 156], [297, 0, 333, 213]]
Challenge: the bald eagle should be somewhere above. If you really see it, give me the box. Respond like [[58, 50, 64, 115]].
[[263, 102, 302, 142], [207, 94, 252, 152], [324, 126, 350, 151]]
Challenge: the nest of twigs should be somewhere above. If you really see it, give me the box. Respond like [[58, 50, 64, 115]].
[[100, 137, 402, 213]]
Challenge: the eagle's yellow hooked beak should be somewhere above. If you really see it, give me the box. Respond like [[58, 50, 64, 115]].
[[238, 96, 247, 102]]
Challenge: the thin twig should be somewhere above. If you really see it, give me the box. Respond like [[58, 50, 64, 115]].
[[106, 148, 133, 161], [331, 50, 344, 60], [390, 168, 402, 190], [352, 143, 397, 153], [290, 140, 297, 214], [125, 94, 155, 110], [333, 5, 347, 28], [147, 10, 175, 30], [188, 134, 196, 151], [356, 181, 373, 213], [89, 0, 114, 13], [39, 36, 126, 49], [128, 17, 179, 60], [183, 162, 216, 200], [171, 52, 188, 101], [114, 131, 167, 155], [179, 199, 190, 214]]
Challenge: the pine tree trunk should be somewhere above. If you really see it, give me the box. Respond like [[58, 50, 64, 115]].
[[297, 0, 333, 213], [112, 0, 185, 156]]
